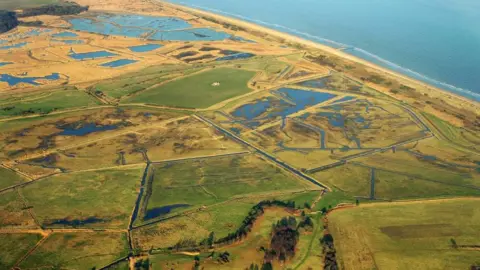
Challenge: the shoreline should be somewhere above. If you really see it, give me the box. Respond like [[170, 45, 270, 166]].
[[162, 1, 479, 109]]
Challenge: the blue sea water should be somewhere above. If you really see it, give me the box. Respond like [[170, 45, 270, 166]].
[[167, 0, 480, 101]]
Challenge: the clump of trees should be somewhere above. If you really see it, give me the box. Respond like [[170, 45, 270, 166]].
[[0, 10, 18, 33], [134, 258, 150, 270], [321, 218, 338, 270], [266, 216, 300, 262], [18, 2, 88, 17], [169, 200, 297, 252]]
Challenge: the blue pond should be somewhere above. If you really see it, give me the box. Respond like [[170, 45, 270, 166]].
[[144, 204, 190, 220], [100, 59, 138, 68], [216, 52, 255, 61], [69, 50, 117, 60], [150, 28, 231, 41], [52, 39, 84, 44], [231, 88, 336, 126], [0, 62, 12, 67], [129, 44, 163, 52], [0, 73, 59, 86], [70, 14, 231, 41], [49, 217, 103, 226], [59, 123, 118, 136], [52, 31, 78, 38], [0, 42, 28, 50]]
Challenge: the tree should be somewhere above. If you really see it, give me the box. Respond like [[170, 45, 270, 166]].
[[261, 262, 273, 270], [208, 232, 215, 247], [450, 238, 458, 248], [304, 202, 311, 209], [356, 199, 360, 206]]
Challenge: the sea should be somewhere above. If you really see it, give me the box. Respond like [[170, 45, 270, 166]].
[[167, 0, 480, 102]]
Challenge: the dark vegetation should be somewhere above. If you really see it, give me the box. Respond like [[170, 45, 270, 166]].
[[18, 2, 88, 17], [201, 15, 245, 31], [170, 200, 297, 251], [306, 54, 337, 69], [184, 54, 215, 63], [321, 217, 338, 270], [264, 217, 299, 262], [0, 10, 18, 33], [174, 51, 198, 59]]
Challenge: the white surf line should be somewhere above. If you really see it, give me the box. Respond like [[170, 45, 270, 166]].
[[175, 1, 480, 101]]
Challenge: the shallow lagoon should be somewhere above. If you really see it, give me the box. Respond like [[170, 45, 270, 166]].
[[100, 59, 138, 68], [52, 39, 84, 45], [150, 27, 231, 41], [59, 123, 119, 136], [69, 14, 231, 41], [0, 73, 59, 86], [0, 62, 12, 67], [128, 44, 163, 52], [69, 50, 118, 60], [144, 204, 190, 220], [231, 88, 336, 126], [52, 31, 78, 38], [0, 42, 28, 50], [216, 52, 255, 61]]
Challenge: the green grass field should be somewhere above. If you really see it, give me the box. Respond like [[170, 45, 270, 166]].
[[311, 164, 372, 198], [0, 190, 37, 228], [329, 199, 480, 270], [355, 151, 480, 198], [136, 154, 314, 224], [133, 199, 258, 249], [20, 232, 130, 269], [0, 166, 26, 190], [123, 68, 255, 108], [21, 166, 145, 228], [0, 88, 101, 118], [422, 113, 480, 151], [0, 233, 42, 269]]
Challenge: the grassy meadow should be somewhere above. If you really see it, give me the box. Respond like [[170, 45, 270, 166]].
[[19, 232, 130, 269], [21, 165, 145, 228], [0, 233, 43, 269], [0, 87, 101, 118], [329, 199, 480, 270], [123, 68, 255, 108]]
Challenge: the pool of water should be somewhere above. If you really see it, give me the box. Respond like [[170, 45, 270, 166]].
[[70, 14, 232, 41], [0, 62, 12, 67], [129, 44, 163, 52], [144, 204, 190, 220], [150, 27, 231, 41], [216, 52, 255, 61], [0, 42, 28, 50], [231, 98, 273, 120], [0, 73, 59, 86], [231, 88, 336, 124], [59, 123, 119, 136], [69, 50, 118, 60], [52, 31, 78, 38], [100, 59, 138, 68], [49, 217, 104, 226], [52, 39, 84, 44]]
